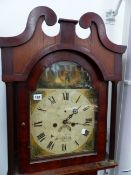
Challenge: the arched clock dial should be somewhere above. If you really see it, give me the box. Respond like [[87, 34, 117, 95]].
[[30, 61, 98, 160], [30, 89, 96, 156]]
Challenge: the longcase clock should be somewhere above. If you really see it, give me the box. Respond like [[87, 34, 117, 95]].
[[0, 6, 126, 175]]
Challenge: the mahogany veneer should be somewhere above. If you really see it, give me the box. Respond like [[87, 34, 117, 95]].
[[0, 6, 126, 175]]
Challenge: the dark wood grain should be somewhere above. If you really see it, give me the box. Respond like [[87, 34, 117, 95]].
[[58, 18, 78, 44], [1, 44, 124, 82], [79, 12, 126, 53], [16, 160, 117, 174], [0, 6, 57, 47], [15, 51, 108, 173], [0, 10, 126, 83], [109, 82, 118, 160], [6, 83, 15, 175], [0, 6, 126, 175]]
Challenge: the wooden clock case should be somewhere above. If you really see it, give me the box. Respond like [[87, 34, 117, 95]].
[[0, 6, 126, 175]]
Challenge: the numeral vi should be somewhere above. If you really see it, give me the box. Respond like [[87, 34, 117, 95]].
[[62, 144, 66, 151]]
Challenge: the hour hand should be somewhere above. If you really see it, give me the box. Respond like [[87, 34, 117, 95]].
[[63, 113, 74, 124]]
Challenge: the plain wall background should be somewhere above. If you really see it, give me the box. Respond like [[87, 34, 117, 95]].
[[0, 0, 128, 175]]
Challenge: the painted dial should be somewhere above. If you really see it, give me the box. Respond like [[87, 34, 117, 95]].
[[30, 89, 95, 155]]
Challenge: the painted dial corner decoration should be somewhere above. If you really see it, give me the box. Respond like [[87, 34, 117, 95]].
[[30, 61, 98, 162]]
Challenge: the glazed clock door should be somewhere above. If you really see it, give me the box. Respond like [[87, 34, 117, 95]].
[[30, 61, 98, 161], [18, 51, 108, 173]]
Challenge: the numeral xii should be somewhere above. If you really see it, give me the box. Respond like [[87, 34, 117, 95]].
[[63, 92, 69, 100]]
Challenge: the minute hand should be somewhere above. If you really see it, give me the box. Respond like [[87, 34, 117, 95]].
[[66, 121, 91, 126]]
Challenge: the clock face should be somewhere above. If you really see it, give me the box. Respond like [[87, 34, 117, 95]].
[[30, 61, 98, 161]]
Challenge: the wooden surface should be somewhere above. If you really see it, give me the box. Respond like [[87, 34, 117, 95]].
[[0, 6, 126, 175], [109, 82, 118, 160], [6, 83, 15, 175], [0, 7, 126, 82], [16, 160, 117, 175], [16, 52, 108, 172]]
